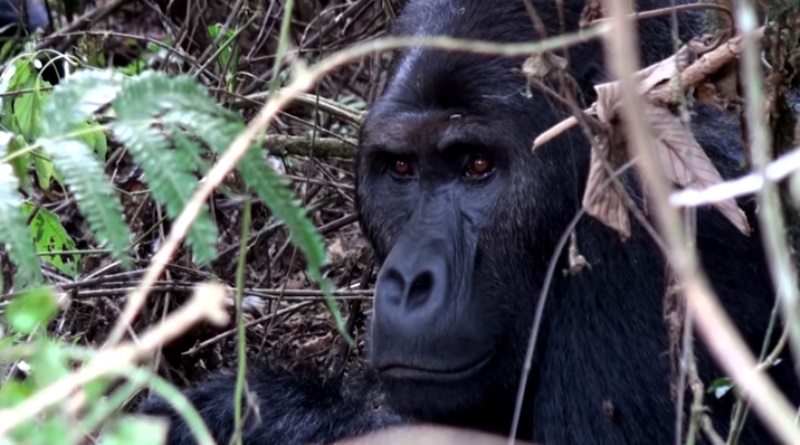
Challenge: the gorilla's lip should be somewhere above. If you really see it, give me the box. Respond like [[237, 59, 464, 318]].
[[376, 351, 493, 382]]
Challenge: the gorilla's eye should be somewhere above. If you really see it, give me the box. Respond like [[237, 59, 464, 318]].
[[464, 154, 494, 179], [391, 158, 414, 177]]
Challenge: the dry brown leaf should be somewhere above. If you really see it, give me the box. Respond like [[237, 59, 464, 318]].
[[326, 237, 346, 264], [579, 0, 606, 28], [521, 53, 568, 81], [582, 141, 633, 240], [694, 82, 728, 110], [586, 62, 751, 239], [646, 105, 751, 235], [582, 82, 632, 239]]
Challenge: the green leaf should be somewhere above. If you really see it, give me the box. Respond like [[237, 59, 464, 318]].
[[13, 74, 49, 142], [39, 138, 132, 266], [0, 58, 34, 115], [5, 287, 58, 334], [21, 202, 80, 278], [238, 146, 327, 272], [28, 341, 71, 388], [16, 417, 70, 445], [3, 133, 32, 192], [0, 379, 34, 408], [100, 416, 169, 445], [108, 70, 229, 264], [708, 377, 734, 399], [40, 69, 124, 138], [110, 123, 218, 264], [136, 74, 344, 338], [114, 71, 226, 121], [33, 154, 55, 190], [0, 147, 42, 288], [78, 119, 109, 160]]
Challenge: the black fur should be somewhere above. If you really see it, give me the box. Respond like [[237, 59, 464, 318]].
[[137, 1, 800, 444], [139, 367, 404, 445]]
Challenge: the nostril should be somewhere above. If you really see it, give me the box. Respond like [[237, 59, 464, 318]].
[[379, 269, 405, 305], [408, 271, 434, 306]]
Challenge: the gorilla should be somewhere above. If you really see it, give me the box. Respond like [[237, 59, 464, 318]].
[[0, 0, 47, 37], [138, 0, 800, 444]]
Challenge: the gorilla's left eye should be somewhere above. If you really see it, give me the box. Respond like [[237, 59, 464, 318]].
[[464, 154, 494, 179]]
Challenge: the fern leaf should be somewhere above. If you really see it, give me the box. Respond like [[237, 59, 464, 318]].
[[38, 138, 132, 266], [166, 111, 328, 270], [0, 158, 43, 289], [111, 123, 218, 264], [40, 70, 124, 138], [123, 71, 347, 339], [114, 71, 233, 122], [239, 147, 327, 270], [165, 123, 212, 175]]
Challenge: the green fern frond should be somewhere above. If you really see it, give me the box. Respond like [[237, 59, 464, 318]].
[[166, 123, 212, 175], [167, 110, 328, 272], [38, 139, 132, 266], [114, 71, 233, 121], [111, 124, 218, 264], [0, 157, 43, 289], [40, 70, 124, 138], [237, 146, 328, 271], [151, 80, 345, 337]]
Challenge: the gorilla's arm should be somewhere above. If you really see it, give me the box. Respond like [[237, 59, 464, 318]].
[[137, 367, 406, 445]]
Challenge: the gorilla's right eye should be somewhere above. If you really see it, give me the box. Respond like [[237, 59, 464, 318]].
[[390, 158, 414, 177]]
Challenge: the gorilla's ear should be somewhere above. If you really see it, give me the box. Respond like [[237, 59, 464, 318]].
[[335, 425, 539, 445]]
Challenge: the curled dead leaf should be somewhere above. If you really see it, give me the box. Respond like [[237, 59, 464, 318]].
[[583, 58, 751, 239], [582, 137, 633, 241], [646, 105, 751, 236]]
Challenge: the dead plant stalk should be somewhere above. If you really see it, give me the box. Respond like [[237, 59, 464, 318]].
[[0, 283, 229, 435], [602, 0, 800, 444]]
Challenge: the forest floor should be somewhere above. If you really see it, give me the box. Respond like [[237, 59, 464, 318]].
[[24, 0, 407, 397]]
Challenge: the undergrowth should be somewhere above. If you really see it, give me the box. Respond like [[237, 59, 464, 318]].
[[0, 53, 342, 445]]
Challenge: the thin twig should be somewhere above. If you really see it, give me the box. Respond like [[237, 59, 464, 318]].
[[0, 283, 228, 435], [603, 0, 800, 443]]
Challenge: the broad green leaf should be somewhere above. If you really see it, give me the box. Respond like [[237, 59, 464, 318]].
[[21, 202, 80, 278], [16, 417, 70, 445], [100, 416, 169, 445], [0, 379, 34, 408], [77, 119, 109, 160], [4, 134, 32, 192], [5, 287, 58, 334], [0, 58, 33, 108], [13, 74, 49, 142], [28, 341, 70, 387], [39, 138, 132, 266], [33, 154, 55, 190], [0, 152, 42, 288]]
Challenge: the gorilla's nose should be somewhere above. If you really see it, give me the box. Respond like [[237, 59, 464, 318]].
[[375, 239, 449, 316]]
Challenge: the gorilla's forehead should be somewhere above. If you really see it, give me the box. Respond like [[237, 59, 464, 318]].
[[360, 110, 504, 156]]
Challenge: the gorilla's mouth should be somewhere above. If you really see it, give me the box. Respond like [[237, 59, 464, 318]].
[[376, 351, 493, 382]]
